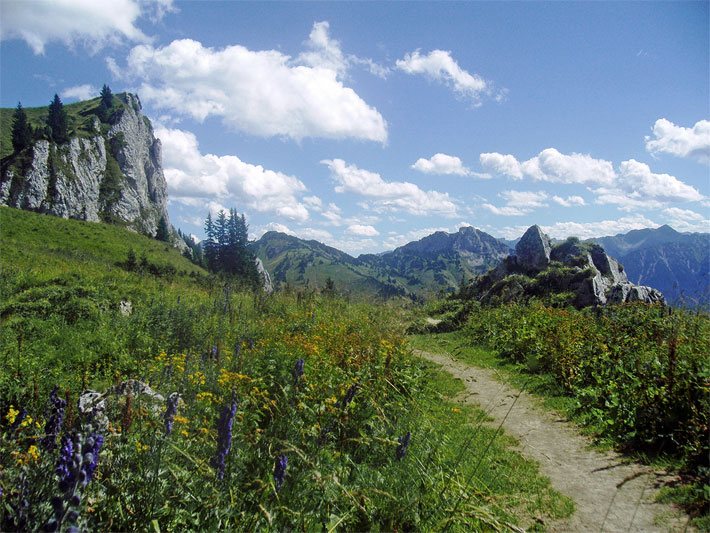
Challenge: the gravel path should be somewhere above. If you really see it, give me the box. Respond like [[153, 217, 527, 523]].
[[414, 349, 693, 532]]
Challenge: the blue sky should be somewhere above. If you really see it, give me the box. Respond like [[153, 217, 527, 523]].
[[1, 1, 708, 254]]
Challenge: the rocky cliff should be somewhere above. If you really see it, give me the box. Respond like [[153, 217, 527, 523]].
[[1, 94, 170, 237], [466, 225, 665, 308]]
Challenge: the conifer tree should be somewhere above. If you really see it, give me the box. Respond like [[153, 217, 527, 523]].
[[100, 84, 113, 109], [11, 102, 32, 152], [156, 216, 170, 242], [203, 212, 218, 271], [47, 94, 69, 143]]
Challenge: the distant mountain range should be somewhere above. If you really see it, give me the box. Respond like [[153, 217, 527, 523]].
[[252, 226, 511, 300], [252, 224, 708, 305], [591, 225, 709, 305]]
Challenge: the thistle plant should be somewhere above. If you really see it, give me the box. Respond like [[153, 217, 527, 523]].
[[212, 397, 238, 480], [273, 454, 288, 492], [41, 387, 67, 451]]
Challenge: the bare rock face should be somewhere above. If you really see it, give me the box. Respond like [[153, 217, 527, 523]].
[[515, 225, 551, 271], [1, 94, 170, 237], [255, 258, 273, 293]]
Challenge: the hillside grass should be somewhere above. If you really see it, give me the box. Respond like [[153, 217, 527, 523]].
[[0, 208, 572, 531]]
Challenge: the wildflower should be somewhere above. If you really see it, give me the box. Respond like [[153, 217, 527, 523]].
[[48, 430, 103, 532], [212, 397, 238, 480], [164, 393, 180, 436], [341, 384, 359, 409], [6, 405, 19, 425], [396, 432, 411, 460], [273, 454, 288, 491], [26, 445, 40, 462], [41, 387, 67, 451], [293, 358, 305, 386]]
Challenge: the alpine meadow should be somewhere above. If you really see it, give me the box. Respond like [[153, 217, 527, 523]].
[[1, 2, 708, 532]]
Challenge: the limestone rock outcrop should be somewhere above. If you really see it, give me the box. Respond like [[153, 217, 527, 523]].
[[1, 94, 170, 237], [515, 224, 551, 271], [469, 226, 665, 308]]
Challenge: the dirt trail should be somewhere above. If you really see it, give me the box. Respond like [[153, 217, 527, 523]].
[[415, 350, 692, 532]]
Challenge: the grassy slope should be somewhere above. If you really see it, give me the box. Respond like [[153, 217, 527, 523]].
[[0, 208, 574, 530]]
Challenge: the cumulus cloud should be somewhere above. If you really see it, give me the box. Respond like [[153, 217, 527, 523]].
[[61, 84, 97, 101], [156, 126, 309, 222], [0, 0, 174, 54], [321, 158, 458, 217], [482, 190, 548, 216], [481, 148, 616, 186], [661, 207, 710, 233], [120, 25, 387, 142], [645, 118, 710, 163], [396, 49, 492, 104], [552, 195, 586, 207], [594, 159, 704, 211], [411, 153, 473, 176], [498, 215, 659, 241], [346, 224, 379, 237]]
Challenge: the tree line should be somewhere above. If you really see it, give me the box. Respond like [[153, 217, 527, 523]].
[[11, 84, 115, 152]]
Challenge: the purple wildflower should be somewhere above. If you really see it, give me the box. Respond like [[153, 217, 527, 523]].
[[396, 432, 411, 460], [341, 384, 359, 409], [82, 433, 103, 483], [163, 393, 179, 436], [212, 397, 238, 480], [293, 358, 305, 386], [41, 388, 67, 451], [273, 454, 288, 491]]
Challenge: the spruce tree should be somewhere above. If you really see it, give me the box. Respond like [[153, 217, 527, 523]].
[[11, 102, 32, 153], [100, 84, 113, 109], [203, 212, 218, 271], [47, 94, 69, 143], [156, 216, 170, 242]]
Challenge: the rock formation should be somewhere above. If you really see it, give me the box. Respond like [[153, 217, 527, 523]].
[[1, 94, 170, 237], [469, 226, 665, 308]]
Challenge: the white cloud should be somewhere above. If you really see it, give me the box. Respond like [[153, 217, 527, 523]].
[[297, 21, 348, 76], [482, 190, 548, 216], [552, 195, 586, 207], [498, 215, 659, 241], [396, 49, 491, 104], [594, 159, 704, 210], [662, 207, 710, 233], [156, 126, 309, 222], [61, 84, 97, 101], [346, 224, 379, 237], [298, 227, 335, 242], [645, 118, 710, 164], [321, 203, 343, 225], [322, 158, 458, 217], [482, 148, 616, 186], [121, 27, 387, 142], [382, 226, 452, 249], [0, 0, 174, 54], [412, 153, 472, 176], [303, 196, 323, 209], [479, 152, 523, 179]]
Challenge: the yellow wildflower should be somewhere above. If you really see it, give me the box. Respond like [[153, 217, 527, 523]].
[[180, 430, 189, 438], [174, 415, 189, 425], [27, 445, 40, 462], [135, 441, 149, 453], [188, 371, 206, 386], [5, 405, 19, 425], [196, 392, 216, 403], [20, 415, 33, 428], [451, 407, 461, 414]]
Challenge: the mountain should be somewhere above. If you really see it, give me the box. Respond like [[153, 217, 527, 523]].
[[252, 226, 511, 299], [359, 226, 512, 298], [251, 231, 410, 299], [1, 93, 171, 239], [592, 226, 709, 305]]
